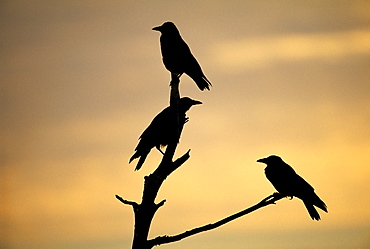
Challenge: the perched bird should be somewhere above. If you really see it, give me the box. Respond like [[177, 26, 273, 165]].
[[129, 97, 202, 170], [257, 155, 328, 220], [152, 21, 212, 91]]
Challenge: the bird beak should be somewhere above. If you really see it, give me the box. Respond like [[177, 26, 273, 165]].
[[192, 100, 202, 105], [257, 158, 266, 163], [152, 25, 161, 31]]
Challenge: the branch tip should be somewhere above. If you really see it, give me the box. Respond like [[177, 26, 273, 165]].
[[115, 195, 139, 208], [157, 199, 166, 208]]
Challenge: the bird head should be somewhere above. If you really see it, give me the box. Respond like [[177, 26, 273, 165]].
[[257, 155, 283, 165], [152, 22, 179, 35], [179, 97, 202, 112]]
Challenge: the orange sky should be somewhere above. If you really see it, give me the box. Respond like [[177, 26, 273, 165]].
[[1, 1, 370, 248]]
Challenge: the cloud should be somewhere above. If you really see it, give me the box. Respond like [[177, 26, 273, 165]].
[[212, 29, 370, 72]]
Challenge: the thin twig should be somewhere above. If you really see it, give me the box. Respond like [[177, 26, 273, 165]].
[[115, 195, 139, 209]]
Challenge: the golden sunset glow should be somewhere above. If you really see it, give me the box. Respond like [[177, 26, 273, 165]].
[[1, 1, 370, 248]]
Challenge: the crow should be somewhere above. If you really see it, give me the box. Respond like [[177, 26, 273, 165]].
[[152, 22, 212, 91], [257, 155, 328, 220], [129, 97, 202, 170]]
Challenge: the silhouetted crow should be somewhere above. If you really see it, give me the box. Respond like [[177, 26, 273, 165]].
[[129, 97, 202, 170], [257, 155, 328, 220], [152, 22, 212, 91]]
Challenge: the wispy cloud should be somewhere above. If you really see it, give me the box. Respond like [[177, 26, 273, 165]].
[[213, 29, 370, 72]]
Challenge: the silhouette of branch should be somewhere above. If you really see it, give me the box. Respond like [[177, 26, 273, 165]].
[[148, 193, 284, 247], [157, 199, 166, 208], [115, 195, 139, 209], [129, 74, 191, 249], [172, 149, 191, 171]]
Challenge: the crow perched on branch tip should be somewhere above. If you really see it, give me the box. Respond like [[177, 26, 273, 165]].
[[257, 155, 328, 220], [129, 97, 202, 170], [152, 21, 212, 91]]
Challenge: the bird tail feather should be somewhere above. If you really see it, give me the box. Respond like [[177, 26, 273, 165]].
[[129, 152, 139, 164], [195, 76, 212, 91], [313, 195, 328, 213], [129, 151, 148, 171], [134, 152, 148, 171], [303, 201, 321, 221]]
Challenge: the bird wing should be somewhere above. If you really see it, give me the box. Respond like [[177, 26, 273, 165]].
[[265, 163, 297, 196], [292, 174, 315, 192], [183, 53, 205, 76], [160, 35, 191, 74], [292, 174, 327, 212], [139, 108, 171, 144]]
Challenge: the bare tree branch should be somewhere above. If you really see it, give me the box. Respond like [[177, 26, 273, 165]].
[[148, 193, 284, 247], [172, 149, 191, 171], [115, 195, 139, 209]]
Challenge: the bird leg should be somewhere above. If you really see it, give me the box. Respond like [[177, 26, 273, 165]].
[[278, 193, 293, 200], [169, 73, 182, 86], [156, 145, 166, 155]]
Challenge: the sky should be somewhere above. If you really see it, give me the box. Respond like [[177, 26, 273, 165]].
[[1, 0, 370, 248]]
